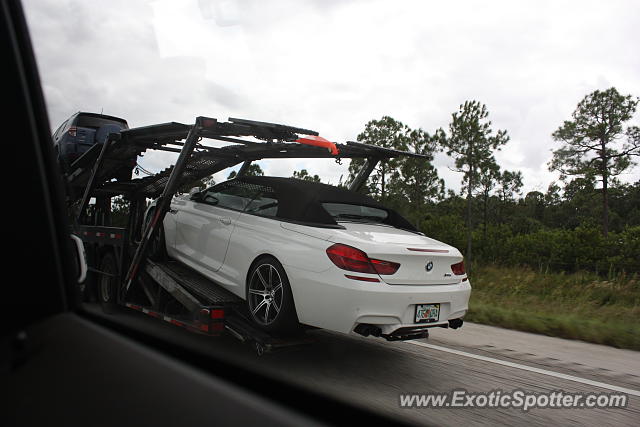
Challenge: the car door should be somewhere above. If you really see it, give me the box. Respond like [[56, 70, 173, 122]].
[[174, 181, 255, 273]]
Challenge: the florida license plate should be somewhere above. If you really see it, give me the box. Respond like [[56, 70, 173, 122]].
[[415, 303, 440, 323]]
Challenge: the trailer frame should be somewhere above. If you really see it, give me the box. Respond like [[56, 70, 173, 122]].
[[69, 115, 429, 354]]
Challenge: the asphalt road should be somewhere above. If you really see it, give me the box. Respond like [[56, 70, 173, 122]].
[[85, 304, 640, 426]]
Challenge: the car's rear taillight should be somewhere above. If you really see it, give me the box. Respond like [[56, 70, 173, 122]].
[[326, 243, 400, 275], [68, 126, 77, 136], [370, 258, 400, 275], [326, 244, 375, 273], [451, 260, 465, 275]]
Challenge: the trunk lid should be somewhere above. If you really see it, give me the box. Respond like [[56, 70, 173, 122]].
[[280, 221, 337, 241], [328, 222, 464, 285]]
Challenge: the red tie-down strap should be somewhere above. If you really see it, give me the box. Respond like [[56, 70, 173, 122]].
[[295, 135, 339, 155]]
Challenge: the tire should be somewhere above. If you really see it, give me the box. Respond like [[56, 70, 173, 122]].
[[99, 252, 118, 314], [246, 256, 299, 334]]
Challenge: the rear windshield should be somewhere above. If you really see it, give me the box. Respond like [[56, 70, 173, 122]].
[[322, 202, 389, 223], [76, 115, 128, 129]]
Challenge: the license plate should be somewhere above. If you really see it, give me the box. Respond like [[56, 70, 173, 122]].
[[415, 303, 440, 323]]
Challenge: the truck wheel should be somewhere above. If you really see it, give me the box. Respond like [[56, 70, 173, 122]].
[[99, 252, 118, 314], [246, 256, 299, 335]]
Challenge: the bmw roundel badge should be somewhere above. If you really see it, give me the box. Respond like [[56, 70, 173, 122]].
[[425, 261, 434, 272]]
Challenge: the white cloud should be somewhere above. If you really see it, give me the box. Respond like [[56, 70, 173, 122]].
[[24, 0, 640, 194]]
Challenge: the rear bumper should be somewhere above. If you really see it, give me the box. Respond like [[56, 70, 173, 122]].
[[284, 264, 471, 335]]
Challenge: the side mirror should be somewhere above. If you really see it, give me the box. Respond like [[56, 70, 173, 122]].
[[188, 187, 202, 200]]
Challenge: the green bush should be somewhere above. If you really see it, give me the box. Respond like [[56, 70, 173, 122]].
[[440, 224, 640, 275], [419, 214, 466, 250]]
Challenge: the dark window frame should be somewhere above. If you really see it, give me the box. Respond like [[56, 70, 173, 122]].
[[243, 186, 279, 218], [198, 181, 260, 213], [321, 202, 390, 223], [197, 180, 283, 219]]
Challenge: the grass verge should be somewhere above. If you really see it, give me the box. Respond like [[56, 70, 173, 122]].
[[464, 264, 640, 351]]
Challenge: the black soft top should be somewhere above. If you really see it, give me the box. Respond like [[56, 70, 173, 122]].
[[238, 176, 417, 231]]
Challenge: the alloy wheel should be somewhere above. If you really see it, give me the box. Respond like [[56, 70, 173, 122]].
[[248, 263, 284, 325]]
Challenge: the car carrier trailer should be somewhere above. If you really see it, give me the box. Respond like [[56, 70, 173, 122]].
[[66, 115, 428, 355]]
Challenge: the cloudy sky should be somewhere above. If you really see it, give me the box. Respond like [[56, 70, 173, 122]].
[[24, 0, 640, 193]]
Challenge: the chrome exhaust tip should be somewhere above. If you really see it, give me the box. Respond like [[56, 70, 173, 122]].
[[354, 324, 382, 337], [448, 318, 464, 329]]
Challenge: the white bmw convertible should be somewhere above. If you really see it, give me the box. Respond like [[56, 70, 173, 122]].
[[153, 176, 471, 338]]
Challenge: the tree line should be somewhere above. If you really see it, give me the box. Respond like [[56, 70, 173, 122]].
[[344, 87, 640, 275]]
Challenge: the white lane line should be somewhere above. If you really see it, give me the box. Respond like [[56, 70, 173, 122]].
[[407, 341, 640, 397]]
